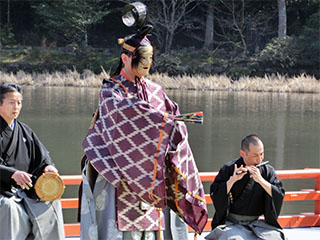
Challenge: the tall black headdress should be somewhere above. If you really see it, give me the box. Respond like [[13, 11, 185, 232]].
[[118, 1, 153, 54], [112, 1, 153, 77]]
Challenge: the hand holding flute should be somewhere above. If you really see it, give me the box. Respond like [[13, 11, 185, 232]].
[[236, 161, 269, 175]]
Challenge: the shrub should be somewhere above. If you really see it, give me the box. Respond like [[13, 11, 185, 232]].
[[0, 25, 15, 46], [255, 36, 299, 70], [296, 11, 320, 67], [154, 53, 182, 76]]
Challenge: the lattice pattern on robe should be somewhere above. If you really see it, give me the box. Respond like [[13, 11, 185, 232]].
[[117, 179, 165, 231], [165, 122, 208, 233], [84, 78, 175, 208], [83, 74, 208, 233]]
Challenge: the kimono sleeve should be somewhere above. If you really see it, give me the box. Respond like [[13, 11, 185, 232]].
[[210, 164, 233, 229], [264, 166, 285, 228], [165, 121, 208, 233], [0, 161, 16, 184], [84, 83, 175, 206], [25, 125, 53, 175]]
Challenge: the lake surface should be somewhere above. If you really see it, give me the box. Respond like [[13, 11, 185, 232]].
[[19, 86, 320, 222]]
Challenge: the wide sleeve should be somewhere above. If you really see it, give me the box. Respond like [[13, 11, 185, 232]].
[[83, 83, 175, 207], [22, 124, 53, 176], [32, 131, 53, 166], [210, 164, 233, 229], [0, 161, 16, 184], [264, 166, 285, 228], [165, 120, 208, 234]]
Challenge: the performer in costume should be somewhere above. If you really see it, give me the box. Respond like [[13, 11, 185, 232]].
[[0, 83, 64, 239], [80, 2, 207, 240], [205, 134, 285, 240]]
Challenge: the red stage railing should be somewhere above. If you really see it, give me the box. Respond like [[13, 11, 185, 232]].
[[61, 168, 320, 236]]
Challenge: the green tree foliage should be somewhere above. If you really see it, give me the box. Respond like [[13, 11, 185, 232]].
[[154, 53, 182, 76], [32, 0, 110, 46], [0, 24, 15, 45], [286, 0, 319, 35], [255, 36, 299, 70], [0, 0, 319, 78], [296, 11, 320, 67]]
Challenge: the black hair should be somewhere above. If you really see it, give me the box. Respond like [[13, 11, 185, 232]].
[[241, 134, 262, 152], [0, 82, 23, 105]]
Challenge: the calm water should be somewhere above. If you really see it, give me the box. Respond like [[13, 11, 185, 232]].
[[19, 86, 320, 222]]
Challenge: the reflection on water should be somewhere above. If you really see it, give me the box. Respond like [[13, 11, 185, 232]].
[[168, 90, 320, 171], [19, 87, 320, 221]]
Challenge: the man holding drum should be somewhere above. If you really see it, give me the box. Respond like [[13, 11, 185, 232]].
[[0, 83, 64, 239]]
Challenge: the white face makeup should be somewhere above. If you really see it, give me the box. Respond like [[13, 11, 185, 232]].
[[135, 45, 153, 77]]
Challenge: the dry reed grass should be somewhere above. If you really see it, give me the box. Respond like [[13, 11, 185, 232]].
[[150, 73, 320, 93], [0, 70, 319, 93], [0, 69, 108, 87]]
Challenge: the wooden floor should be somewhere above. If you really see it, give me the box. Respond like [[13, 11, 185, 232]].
[[193, 227, 320, 240], [67, 227, 320, 240]]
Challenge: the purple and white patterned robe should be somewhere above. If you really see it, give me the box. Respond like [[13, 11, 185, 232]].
[[83, 73, 208, 233]]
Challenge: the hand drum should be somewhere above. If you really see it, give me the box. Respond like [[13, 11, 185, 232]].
[[34, 172, 65, 201]]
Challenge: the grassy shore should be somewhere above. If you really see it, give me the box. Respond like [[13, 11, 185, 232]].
[[0, 70, 319, 93]]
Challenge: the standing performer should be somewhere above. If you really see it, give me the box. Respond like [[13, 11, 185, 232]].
[[205, 134, 286, 240], [0, 83, 65, 239], [80, 2, 207, 240]]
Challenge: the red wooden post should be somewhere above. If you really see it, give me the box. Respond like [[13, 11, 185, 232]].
[[315, 176, 320, 215]]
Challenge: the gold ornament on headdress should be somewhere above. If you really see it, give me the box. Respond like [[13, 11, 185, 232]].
[[118, 38, 136, 52]]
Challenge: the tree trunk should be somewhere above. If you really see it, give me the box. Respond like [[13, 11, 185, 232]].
[[7, 0, 10, 25], [203, 5, 214, 50], [277, 0, 287, 39], [84, 30, 88, 46], [165, 29, 174, 53]]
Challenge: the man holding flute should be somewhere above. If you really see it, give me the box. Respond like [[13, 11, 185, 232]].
[[206, 134, 286, 239]]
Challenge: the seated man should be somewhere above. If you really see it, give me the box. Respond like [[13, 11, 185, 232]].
[[206, 134, 286, 240], [0, 83, 64, 239]]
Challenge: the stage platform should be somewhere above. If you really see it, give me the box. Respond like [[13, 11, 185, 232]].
[[67, 227, 320, 240], [192, 227, 320, 240]]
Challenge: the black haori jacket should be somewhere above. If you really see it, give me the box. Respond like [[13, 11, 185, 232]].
[[0, 116, 52, 198], [210, 157, 285, 229]]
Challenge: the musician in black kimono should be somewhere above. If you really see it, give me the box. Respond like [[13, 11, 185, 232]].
[[206, 134, 286, 240], [0, 83, 64, 239]]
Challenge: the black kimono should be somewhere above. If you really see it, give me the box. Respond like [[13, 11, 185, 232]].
[[210, 157, 285, 229], [0, 116, 52, 197], [0, 116, 65, 239]]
